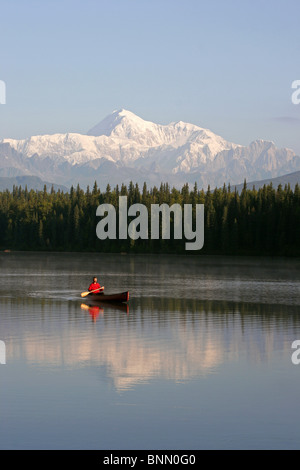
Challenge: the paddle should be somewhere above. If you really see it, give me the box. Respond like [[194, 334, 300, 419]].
[[80, 286, 104, 298]]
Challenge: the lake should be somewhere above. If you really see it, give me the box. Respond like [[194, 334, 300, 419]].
[[0, 252, 299, 450]]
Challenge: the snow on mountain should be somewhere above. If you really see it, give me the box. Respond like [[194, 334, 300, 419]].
[[87, 108, 238, 164], [2, 109, 237, 168], [1, 109, 300, 189]]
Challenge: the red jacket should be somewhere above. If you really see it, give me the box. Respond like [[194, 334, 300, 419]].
[[88, 282, 101, 292]]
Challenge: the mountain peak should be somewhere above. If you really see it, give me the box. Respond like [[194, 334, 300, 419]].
[[87, 109, 153, 137], [113, 108, 136, 117]]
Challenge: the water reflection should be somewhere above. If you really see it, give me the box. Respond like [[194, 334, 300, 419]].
[[80, 302, 129, 320], [2, 295, 299, 391], [80, 303, 104, 322]]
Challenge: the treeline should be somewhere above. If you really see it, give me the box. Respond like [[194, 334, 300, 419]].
[[0, 180, 299, 255]]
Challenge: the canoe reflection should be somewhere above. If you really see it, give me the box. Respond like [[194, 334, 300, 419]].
[[80, 301, 129, 320]]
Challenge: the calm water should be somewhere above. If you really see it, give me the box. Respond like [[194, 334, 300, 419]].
[[0, 252, 299, 450]]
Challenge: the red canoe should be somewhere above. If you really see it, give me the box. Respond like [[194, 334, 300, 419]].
[[87, 291, 129, 303]]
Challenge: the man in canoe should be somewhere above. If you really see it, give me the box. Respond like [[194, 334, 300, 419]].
[[88, 277, 104, 293]]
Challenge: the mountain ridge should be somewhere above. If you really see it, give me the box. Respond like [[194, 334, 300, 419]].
[[1, 109, 300, 189]]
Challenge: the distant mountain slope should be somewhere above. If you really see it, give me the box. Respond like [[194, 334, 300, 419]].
[[233, 170, 300, 192], [0, 175, 68, 192], [1, 109, 300, 189]]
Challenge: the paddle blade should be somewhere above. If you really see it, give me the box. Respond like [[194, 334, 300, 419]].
[[80, 291, 90, 298]]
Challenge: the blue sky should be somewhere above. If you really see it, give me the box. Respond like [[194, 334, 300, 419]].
[[1, 0, 300, 152]]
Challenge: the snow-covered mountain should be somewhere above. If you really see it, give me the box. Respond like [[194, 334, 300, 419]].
[[1, 109, 300, 189]]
